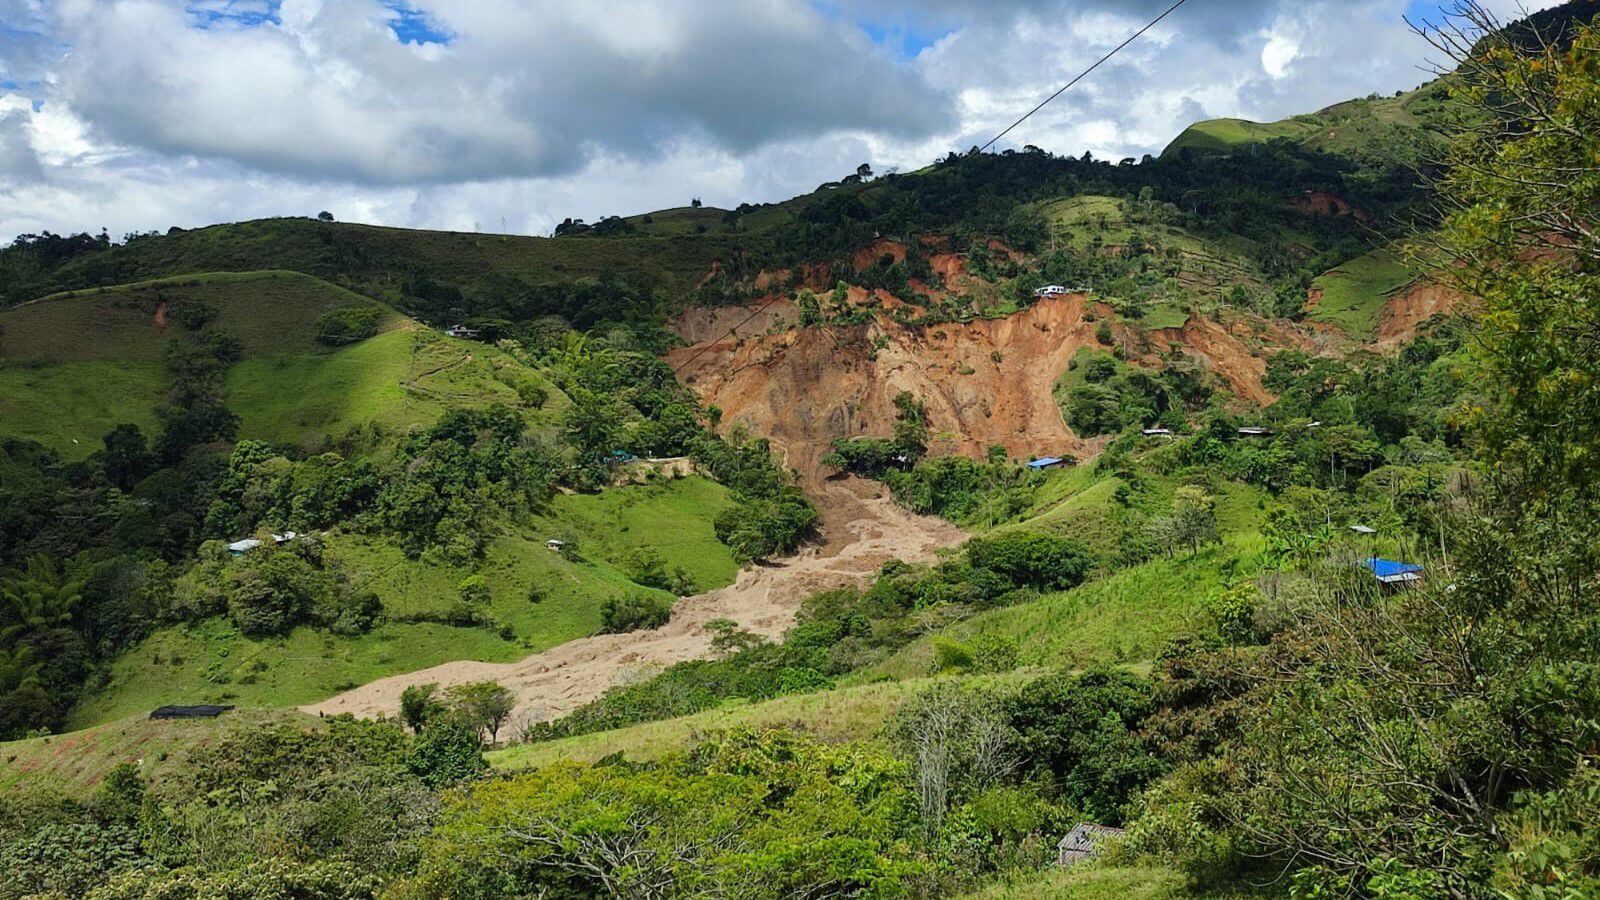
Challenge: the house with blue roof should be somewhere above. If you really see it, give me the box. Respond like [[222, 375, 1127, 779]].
[[1362, 557, 1424, 587], [1028, 457, 1066, 470]]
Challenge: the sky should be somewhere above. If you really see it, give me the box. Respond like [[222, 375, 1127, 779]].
[[0, 0, 1563, 242]]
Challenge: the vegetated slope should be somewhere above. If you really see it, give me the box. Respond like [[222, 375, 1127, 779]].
[[0, 270, 554, 456], [1162, 80, 1457, 168], [8, 217, 733, 314], [67, 475, 741, 729], [302, 475, 963, 722]]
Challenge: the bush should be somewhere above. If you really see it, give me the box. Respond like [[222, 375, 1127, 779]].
[[314, 306, 381, 346], [408, 720, 487, 788], [966, 531, 1092, 591], [600, 594, 673, 633]]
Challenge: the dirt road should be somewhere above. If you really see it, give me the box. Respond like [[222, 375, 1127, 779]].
[[301, 476, 963, 723]]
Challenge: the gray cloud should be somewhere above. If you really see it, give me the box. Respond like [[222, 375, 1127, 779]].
[[0, 0, 1568, 243], [47, 0, 952, 185]]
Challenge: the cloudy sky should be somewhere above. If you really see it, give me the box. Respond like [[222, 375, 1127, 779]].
[[0, 0, 1559, 242]]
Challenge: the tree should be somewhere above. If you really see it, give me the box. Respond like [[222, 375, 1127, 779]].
[[856, 162, 873, 180], [317, 210, 335, 221], [1170, 486, 1219, 555], [408, 719, 487, 786], [99, 424, 151, 491], [445, 681, 517, 745], [400, 682, 443, 733]]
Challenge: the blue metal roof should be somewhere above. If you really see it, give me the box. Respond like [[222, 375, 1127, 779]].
[[1028, 457, 1064, 469], [1363, 558, 1424, 579]]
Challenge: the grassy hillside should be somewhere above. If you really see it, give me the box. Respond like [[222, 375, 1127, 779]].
[[28, 218, 732, 306], [0, 708, 314, 796], [66, 476, 737, 729], [0, 270, 562, 456], [1306, 247, 1417, 338], [1162, 81, 1455, 167]]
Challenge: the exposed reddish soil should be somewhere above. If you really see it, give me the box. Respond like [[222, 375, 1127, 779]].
[[152, 299, 167, 329], [853, 238, 909, 271], [1375, 279, 1469, 347], [671, 295, 1142, 479], [1146, 313, 1312, 406], [1292, 191, 1371, 222], [671, 299, 800, 345]]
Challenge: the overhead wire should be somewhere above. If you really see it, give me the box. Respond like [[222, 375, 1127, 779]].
[[671, 0, 1194, 375]]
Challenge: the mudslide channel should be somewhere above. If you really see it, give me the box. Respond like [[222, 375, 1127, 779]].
[[301, 476, 964, 723]]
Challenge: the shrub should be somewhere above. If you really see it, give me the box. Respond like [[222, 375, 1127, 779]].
[[314, 306, 381, 346], [600, 594, 673, 633], [966, 531, 1092, 591]]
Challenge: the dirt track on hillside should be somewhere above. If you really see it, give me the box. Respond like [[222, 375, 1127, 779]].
[[301, 476, 963, 723]]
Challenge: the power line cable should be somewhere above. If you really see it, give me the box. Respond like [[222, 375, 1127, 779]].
[[980, 0, 1194, 153], [673, 0, 1193, 375]]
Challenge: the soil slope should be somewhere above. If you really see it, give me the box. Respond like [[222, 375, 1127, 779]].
[[666, 295, 1292, 478]]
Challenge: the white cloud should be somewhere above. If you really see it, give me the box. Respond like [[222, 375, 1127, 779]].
[[0, 0, 1571, 243]]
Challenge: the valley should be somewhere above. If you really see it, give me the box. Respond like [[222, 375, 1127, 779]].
[[1, 5, 1597, 895]]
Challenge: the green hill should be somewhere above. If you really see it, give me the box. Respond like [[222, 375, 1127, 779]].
[[1163, 82, 1456, 168], [0, 270, 560, 457]]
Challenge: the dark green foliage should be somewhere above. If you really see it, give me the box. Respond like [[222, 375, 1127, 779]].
[[408, 720, 489, 787], [313, 305, 381, 345], [400, 682, 443, 732], [1008, 669, 1164, 822], [878, 453, 1042, 526], [599, 593, 673, 634], [964, 531, 1092, 591], [418, 730, 924, 899]]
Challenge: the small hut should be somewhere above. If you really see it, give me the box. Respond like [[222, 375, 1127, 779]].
[[1058, 823, 1125, 867], [1028, 457, 1067, 470]]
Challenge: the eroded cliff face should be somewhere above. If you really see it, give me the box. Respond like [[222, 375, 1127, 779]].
[[667, 294, 1298, 479], [1375, 280, 1469, 347]]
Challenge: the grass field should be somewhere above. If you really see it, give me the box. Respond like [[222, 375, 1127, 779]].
[[551, 476, 739, 592], [67, 478, 736, 729], [857, 531, 1263, 682], [487, 671, 1033, 770], [0, 270, 566, 454], [0, 708, 315, 796], [957, 863, 1259, 899], [1307, 248, 1416, 338], [0, 359, 166, 454], [1162, 117, 1322, 157]]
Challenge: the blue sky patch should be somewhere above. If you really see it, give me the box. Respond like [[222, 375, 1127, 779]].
[[809, 1, 954, 60], [186, 1, 283, 29], [383, 3, 454, 46]]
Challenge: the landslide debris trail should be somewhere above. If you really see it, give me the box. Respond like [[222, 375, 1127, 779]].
[[302, 476, 963, 723]]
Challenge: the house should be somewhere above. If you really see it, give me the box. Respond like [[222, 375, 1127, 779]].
[[226, 531, 300, 556], [445, 324, 482, 340], [1349, 524, 1377, 535], [150, 704, 234, 720], [546, 539, 566, 552], [1142, 427, 1174, 437], [606, 450, 639, 465], [1028, 457, 1067, 470], [1033, 284, 1069, 297], [1362, 557, 1424, 587], [1058, 823, 1125, 867], [1238, 426, 1274, 437]]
